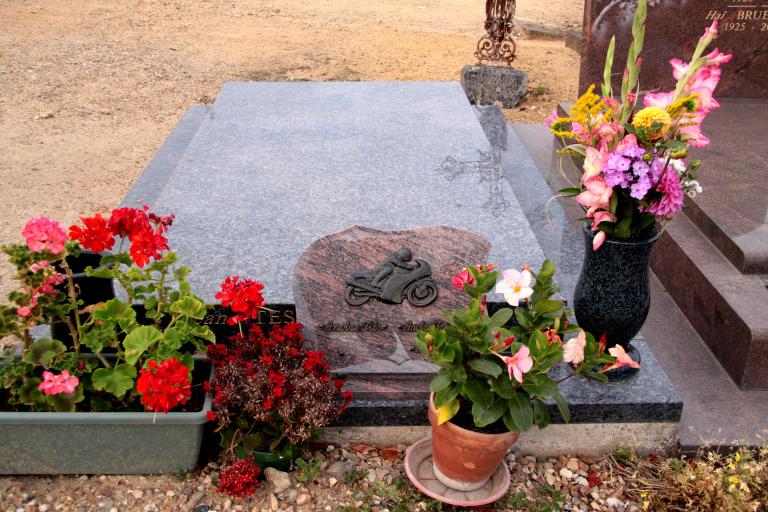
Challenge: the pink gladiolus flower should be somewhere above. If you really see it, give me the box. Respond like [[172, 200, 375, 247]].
[[451, 269, 475, 291], [576, 174, 613, 211], [38, 370, 79, 396], [495, 268, 533, 306], [602, 345, 640, 372], [592, 231, 607, 251], [21, 217, 67, 255], [563, 330, 587, 366], [495, 345, 534, 383]]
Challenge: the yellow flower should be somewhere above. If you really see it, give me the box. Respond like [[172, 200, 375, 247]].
[[632, 107, 672, 138], [735, 452, 742, 462], [642, 500, 650, 511], [729, 476, 740, 485]]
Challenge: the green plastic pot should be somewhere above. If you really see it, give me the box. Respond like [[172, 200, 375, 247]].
[[251, 450, 293, 472], [0, 358, 212, 475]]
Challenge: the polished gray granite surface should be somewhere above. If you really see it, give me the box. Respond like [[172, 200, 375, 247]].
[[125, 82, 544, 304]]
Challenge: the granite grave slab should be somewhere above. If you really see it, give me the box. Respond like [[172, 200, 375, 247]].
[[578, 0, 768, 97], [124, 82, 544, 307]]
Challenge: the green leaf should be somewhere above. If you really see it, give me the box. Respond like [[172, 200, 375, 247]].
[[46, 386, 84, 412], [552, 392, 571, 423], [503, 411, 521, 432], [467, 358, 502, 378], [472, 398, 507, 428], [93, 299, 137, 331], [522, 375, 559, 398], [532, 399, 551, 429], [450, 365, 467, 384], [464, 376, 494, 408], [18, 378, 46, 407], [23, 338, 66, 368], [436, 398, 460, 425], [534, 299, 562, 315], [123, 325, 163, 365], [170, 296, 207, 320], [91, 364, 137, 399], [430, 372, 452, 393], [488, 308, 513, 329], [514, 307, 533, 329], [508, 392, 534, 432], [558, 187, 581, 196], [434, 384, 460, 409], [489, 374, 515, 399]]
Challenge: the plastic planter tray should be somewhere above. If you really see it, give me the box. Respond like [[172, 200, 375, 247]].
[[0, 365, 212, 475]]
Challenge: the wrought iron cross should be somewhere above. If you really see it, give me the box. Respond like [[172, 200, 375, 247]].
[[475, 0, 518, 66]]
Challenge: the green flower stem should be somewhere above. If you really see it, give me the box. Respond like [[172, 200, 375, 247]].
[[154, 266, 168, 327], [60, 259, 81, 355], [601, 36, 616, 98], [619, 0, 646, 123], [95, 351, 112, 369]]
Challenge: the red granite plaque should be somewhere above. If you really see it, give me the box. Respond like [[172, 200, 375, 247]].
[[292, 226, 491, 399], [579, 0, 768, 97]]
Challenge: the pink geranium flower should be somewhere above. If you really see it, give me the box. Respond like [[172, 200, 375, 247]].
[[21, 217, 68, 255], [38, 370, 79, 396], [495, 345, 534, 383], [451, 269, 475, 291], [563, 330, 587, 366]]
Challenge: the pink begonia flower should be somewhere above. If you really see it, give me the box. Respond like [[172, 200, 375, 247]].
[[563, 330, 587, 366], [495, 268, 533, 306], [495, 345, 534, 383], [21, 217, 68, 255], [451, 268, 475, 291], [602, 345, 641, 372], [38, 370, 79, 396]]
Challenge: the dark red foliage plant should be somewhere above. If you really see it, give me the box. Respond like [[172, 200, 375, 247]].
[[207, 276, 352, 462]]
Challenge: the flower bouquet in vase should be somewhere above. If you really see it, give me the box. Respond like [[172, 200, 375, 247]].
[[547, 0, 731, 358], [410, 262, 637, 503]]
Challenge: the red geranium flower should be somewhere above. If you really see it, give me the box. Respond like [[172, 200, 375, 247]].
[[128, 226, 169, 267], [136, 358, 191, 413], [108, 207, 152, 238], [215, 275, 265, 325], [69, 213, 115, 252]]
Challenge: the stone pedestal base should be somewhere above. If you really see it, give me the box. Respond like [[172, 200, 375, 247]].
[[460, 65, 527, 108]]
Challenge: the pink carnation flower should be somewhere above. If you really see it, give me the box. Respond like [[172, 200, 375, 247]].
[[39, 370, 79, 396], [21, 217, 68, 255]]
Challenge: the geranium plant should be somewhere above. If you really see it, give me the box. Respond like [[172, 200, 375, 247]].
[[547, 0, 731, 250], [207, 276, 352, 464], [0, 207, 214, 413], [417, 261, 637, 431]]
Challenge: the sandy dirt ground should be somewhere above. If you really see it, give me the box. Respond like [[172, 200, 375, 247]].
[[0, 0, 581, 298]]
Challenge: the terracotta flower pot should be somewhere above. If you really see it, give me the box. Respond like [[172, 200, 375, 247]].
[[428, 394, 519, 491]]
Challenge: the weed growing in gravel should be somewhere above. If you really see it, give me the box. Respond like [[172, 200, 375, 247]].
[[294, 456, 322, 484], [503, 484, 566, 511], [342, 468, 369, 485], [615, 442, 768, 511]]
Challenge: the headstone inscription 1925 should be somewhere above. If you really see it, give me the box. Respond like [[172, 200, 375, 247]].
[[579, 0, 768, 97], [292, 226, 491, 398]]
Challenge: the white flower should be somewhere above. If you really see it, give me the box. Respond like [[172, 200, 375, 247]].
[[563, 330, 587, 365], [670, 159, 687, 176], [495, 268, 533, 306]]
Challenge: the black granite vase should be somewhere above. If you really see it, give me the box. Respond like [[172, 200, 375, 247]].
[[573, 224, 660, 356]]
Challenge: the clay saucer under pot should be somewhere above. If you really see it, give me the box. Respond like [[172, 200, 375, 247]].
[[403, 437, 511, 507]]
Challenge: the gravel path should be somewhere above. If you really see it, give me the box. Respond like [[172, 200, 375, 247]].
[[0, 444, 643, 511]]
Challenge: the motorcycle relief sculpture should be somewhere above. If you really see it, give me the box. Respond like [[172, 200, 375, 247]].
[[345, 248, 438, 307]]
